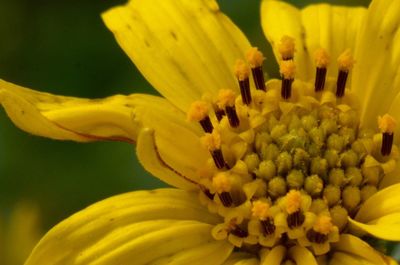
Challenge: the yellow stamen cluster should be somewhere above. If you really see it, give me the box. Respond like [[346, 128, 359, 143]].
[[285, 190, 302, 214], [337, 49, 355, 71], [246, 47, 265, 68], [213, 172, 232, 193], [201, 130, 221, 151], [313, 216, 334, 235], [189, 36, 398, 256], [278, 35, 295, 60], [314, 48, 330, 68], [217, 89, 236, 108], [378, 114, 396, 133], [234, 60, 250, 81], [252, 201, 271, 220], [187, 101, 209, 122], [279, 60, 296, 79]]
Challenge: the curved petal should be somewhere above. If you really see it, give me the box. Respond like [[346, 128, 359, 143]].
[[0, 80, 209, 189], [330, 252, 379, 265], [102, 0, 251, 111], [261, 0, 366, 81], [222, 252, 259, 265], [355, 183, 400, 222], [25, 189, 233, 265], [379, 162, 400, 189], [349, 213, 400, 241], [332, 234, 386, 264], [260, 245, 286, 265], [137, 128, 200, 190], [288, 246, 317, 265], [352, 0, 400, 129], [300, 4, 366, 79]]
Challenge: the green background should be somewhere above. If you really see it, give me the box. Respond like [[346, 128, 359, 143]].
[[0, 0, 374, 250]]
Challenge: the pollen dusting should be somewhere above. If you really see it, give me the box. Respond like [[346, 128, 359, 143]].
[[234, 60, 250, 81], [337, 49, 355, 71], [313, 215, 334, 235], [285, 190, 302, 214], [246, 47, 265, 68], [186, 36, 398, 256], [314, 48, 329, 68], [187, 101, 209, 121], [252, 200, 271, 220], [217, 89, 236, 108], [280, 60, 296, 79], [201, 130, 221, 151], [278, 35, 295, 60], [213, 172, 232, 193], [378, 114, 396, 133]]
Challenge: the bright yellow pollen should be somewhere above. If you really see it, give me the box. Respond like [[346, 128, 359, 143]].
[[279, 60, 296, 79], [213, 172, 232, 193], [252, 201, 271, 220], [246, 47, 265, 68], [337, 49, 355, 71], [286, 190, 302, 214], [217, 89, 236, 108], [234, 59, 250, 81], [201, 130, 221, 151], [314, 48, 330, 68], [378, 114, 396, 133], [278, 35, 295, 59], [187, 101, 209, 122], [313, 215, 334, 235]]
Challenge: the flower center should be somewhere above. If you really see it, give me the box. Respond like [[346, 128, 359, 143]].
[[188, 36, 398, 255]]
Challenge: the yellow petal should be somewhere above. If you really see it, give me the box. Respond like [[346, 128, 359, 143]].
[[332, 234, 386, 264], [260, 245, 286, 265], [388, 93, 400, 143], [355, 183, 400, 222], [25, 189, 229, 265], [0, 80, 209, 189], [330, 252, 379, 265], [301, 4, 366, 78], [349, 213, 400, 241], [137, 128, 201, 190], [379, 162, 400, 189], [288, 246, 318, 265], [102, 0, 251, 111], [261, 0, 312, 80], [222, 252, 258, 265], [261, 1, 365, 81], [352, 0, 400, 129]]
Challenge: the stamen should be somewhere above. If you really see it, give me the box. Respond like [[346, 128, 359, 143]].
[[314, 48, 329, 92], [286, 190, 302, 214], [261, 218, 276, 236], [234, 60, 252, 105], [217, 89, 240, 127], [213, 172, 233, 207], [278, 35, 295, 60], [307, 216, 334, 244], [378, 114, 396, 156], [252, 200, 271, 220], [287, 210, 305, 229], [306, 230, 328, 244], [201, 131, 227, 169], [214, 106, 226, 122], [187, 101, 213, 133], [336, 50, 355, 98], [280, 60, 296, 99], [230, 226, 248, 238], [246, 47, 266, 91]]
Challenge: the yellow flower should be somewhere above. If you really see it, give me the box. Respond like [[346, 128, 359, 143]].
[[1, 0, 400, 264]]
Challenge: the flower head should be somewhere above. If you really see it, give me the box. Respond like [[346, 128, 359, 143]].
[[1, 0, 400, 264]]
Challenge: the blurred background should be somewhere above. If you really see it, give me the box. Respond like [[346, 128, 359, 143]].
[[0, 0, 375, 263]]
